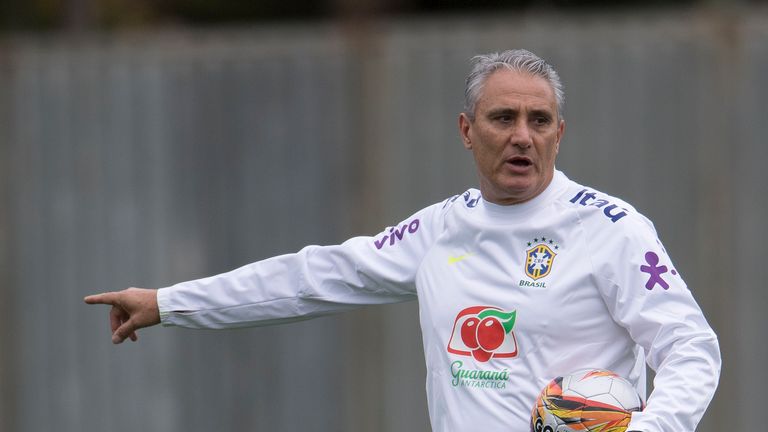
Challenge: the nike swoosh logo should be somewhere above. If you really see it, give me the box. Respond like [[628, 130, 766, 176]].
[[448, 253, 472, 265]]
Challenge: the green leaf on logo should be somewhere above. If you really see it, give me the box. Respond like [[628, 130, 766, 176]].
[[477, 309, 516, 334]]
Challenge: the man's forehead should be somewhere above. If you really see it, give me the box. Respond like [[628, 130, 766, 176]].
[[477, 69, 557, 111]]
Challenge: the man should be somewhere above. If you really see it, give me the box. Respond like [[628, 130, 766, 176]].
[[86, 49, 721, 431]]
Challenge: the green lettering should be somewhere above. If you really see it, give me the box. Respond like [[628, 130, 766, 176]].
[[448, 362, 511, 389], [451, 361, 463, 386]]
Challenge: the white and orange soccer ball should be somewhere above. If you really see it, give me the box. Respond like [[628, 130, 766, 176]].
[[530, 369, 644, 432]]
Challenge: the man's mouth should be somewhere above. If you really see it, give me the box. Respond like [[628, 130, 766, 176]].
[[505, 156, 533, 168]]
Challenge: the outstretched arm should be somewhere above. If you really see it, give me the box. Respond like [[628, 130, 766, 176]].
[[84, 288, 160, 344], [156, 201, 447, 330]]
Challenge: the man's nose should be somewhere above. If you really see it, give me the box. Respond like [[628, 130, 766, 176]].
[[510, 120, 533, 148]]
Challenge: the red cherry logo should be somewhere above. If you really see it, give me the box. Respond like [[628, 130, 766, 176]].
[[471, 348, 493, 362], [477, 317, 505, 351], [460, 317, 480, 349], [449, 307, 517, 362]]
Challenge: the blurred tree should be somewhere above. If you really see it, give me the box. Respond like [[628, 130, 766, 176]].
[[153, 0, 334, 24], [1, 0, 761, 36], [0, 0, 158, 31], [1, 0, 63, 30]]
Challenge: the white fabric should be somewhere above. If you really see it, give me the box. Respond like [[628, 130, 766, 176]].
[[158, 170, 720, 432]]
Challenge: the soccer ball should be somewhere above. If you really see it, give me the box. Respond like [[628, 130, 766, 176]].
[[530, 369, 644, 432]]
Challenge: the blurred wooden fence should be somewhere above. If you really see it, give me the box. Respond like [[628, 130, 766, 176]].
[[1, 8, 766, 431]]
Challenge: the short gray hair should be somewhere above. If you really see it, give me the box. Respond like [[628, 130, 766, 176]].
[[463, 49, 564, 120]]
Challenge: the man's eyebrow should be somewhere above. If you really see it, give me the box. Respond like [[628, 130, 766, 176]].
[[529, 108, 555, 118], [486, 107, 554, 118], [486, 107, 517, 117]]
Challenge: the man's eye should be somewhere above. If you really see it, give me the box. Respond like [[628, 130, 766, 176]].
[[496, 115, 512, 123], [533, 116, 551, 126]]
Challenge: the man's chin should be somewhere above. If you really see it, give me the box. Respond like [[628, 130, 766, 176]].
[[494, 173, 553, 203], [485, 183, 537, 205], [502, 177, 536, 193]]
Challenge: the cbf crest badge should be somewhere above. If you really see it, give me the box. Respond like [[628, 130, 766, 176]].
[[524, 238, 559, 280]]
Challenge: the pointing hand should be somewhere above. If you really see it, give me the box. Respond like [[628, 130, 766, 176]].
[[84, 288, 160, 344]]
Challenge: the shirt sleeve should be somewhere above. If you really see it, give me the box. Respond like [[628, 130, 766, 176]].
[[588, 214, 721, 432], [156, 201, 445, 329]]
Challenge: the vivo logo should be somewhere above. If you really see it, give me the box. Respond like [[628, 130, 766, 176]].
[[569, 189, 629, 223], [374, 219, 420, 249]]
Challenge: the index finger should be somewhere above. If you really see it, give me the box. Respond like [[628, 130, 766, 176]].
[[84, 292, 120, 305]]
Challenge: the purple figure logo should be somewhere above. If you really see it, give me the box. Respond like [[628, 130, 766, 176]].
[[640, 251, 669, 290]]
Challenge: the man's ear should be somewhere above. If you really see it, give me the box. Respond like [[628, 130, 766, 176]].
[[459, 113, 473, 150]]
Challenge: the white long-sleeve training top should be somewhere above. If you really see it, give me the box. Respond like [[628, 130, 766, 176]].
[[158, 170, 720, 432]]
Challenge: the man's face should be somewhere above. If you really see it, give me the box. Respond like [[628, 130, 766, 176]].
[[459, 69, 565, 206]]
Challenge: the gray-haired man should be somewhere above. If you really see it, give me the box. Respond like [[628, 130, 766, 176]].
[[87, 49, 720, 431]]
